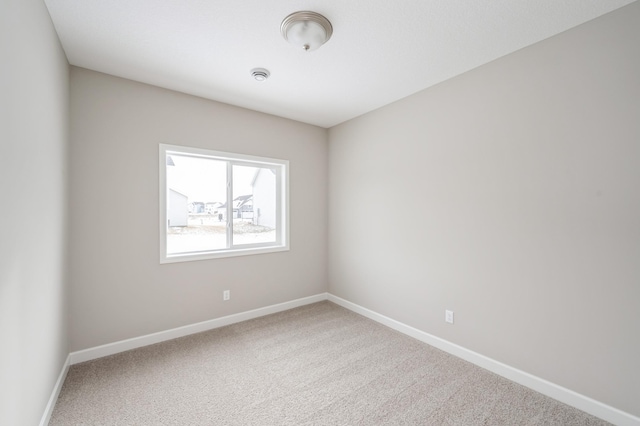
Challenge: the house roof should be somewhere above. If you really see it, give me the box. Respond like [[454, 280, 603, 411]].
[[168, 188, 188, 198]]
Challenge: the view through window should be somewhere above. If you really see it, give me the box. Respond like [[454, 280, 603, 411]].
[[160, 144, 288, 262]]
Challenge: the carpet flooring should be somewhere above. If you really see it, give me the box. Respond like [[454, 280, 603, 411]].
[[50, 301, 609, 425]]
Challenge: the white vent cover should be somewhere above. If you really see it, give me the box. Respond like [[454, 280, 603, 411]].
[[250, 68, 270, 81]]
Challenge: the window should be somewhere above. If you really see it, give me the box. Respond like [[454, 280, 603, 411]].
[[159, 144, 289, 263]]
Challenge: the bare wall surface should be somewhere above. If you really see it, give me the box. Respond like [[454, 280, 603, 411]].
[[69, 68, 328, 352], [328, 2, 640, 417], [0, 0, 70, 424]]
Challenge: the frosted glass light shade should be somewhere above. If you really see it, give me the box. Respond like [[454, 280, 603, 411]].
[[281, 11, 333, 51]]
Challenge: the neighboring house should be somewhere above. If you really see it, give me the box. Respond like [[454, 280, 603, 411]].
[[233, 194, 253, 219], [214, 197, 252, 221], [215, 203, 228, 221], [168, 189, 188, 227], [205, 201, 222, 214], [188, 201, 205, 214], [251, 168, 276, 229]]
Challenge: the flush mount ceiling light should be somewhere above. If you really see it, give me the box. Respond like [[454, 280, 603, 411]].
[[281, 11, 333, 52], [250, 68, 270, 81]]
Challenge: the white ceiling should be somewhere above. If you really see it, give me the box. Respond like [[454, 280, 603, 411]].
[[44, 0, 636, 128]]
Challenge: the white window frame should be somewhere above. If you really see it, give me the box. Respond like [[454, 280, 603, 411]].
[[159, 143, 289, 263]]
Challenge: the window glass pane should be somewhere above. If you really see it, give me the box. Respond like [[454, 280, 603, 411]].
[[160, 144, 288, 263], [232, 165, 277, 245], [166, 154, 227, 254]]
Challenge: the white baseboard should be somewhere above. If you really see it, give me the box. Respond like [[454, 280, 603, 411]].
[[327, 294, 640, 426], [53, 292, 638, 426], [39, 354, 70, 426], [69, 293, 328, 365]]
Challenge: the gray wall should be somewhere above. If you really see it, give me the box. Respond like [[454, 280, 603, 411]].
[[5, 1, 636, 421], [328, 3, 640, 417], [0, 0, 69, 424], [69, 68, 328, 351]]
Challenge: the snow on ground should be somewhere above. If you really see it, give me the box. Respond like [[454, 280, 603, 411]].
[[167, 216, 275, 254]]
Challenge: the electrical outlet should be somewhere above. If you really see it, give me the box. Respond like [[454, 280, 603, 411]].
[[445, 310, 454, 324], [223, 290, 230, 301]]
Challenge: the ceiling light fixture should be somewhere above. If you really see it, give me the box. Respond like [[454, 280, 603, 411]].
[[250, 68, 270, 81], [281, 11, 333, 52]]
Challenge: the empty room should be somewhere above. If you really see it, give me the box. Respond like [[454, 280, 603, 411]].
[[2, 0, 639, 425]]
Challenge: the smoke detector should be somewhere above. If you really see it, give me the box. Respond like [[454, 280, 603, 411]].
[[250, 68, 270, 82]]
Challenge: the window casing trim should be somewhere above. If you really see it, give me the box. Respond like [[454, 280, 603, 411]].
[[159, 143, 289, 263]]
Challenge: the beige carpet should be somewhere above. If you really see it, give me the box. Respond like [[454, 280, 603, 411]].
[[50, 301, 609, 425]]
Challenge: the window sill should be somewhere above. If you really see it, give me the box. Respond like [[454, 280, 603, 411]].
[[160, 245, 289, 264]]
